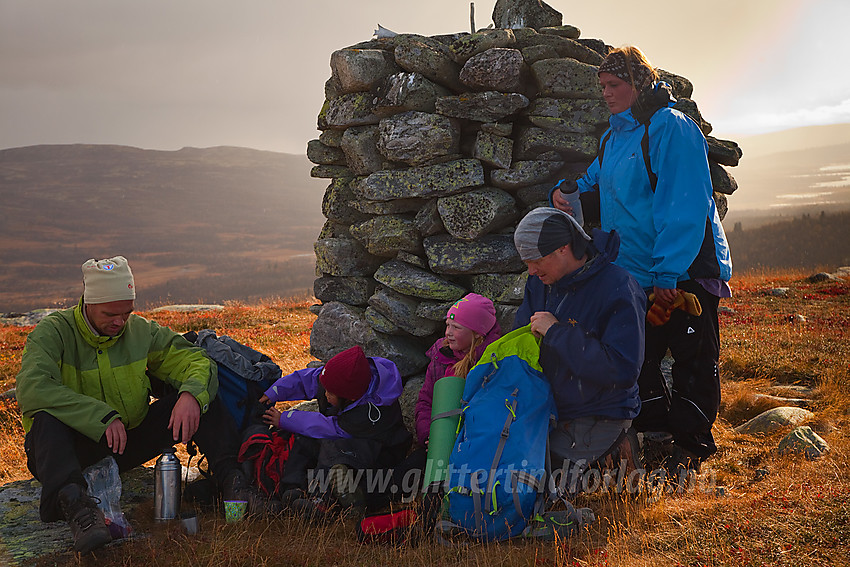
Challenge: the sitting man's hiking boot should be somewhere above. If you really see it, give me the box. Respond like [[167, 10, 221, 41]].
[[328, 464, 365, 509], [221, 469, 283, 516], [58, 483, 112, 554]]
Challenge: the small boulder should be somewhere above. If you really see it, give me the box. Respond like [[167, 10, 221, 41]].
[[734, 406, 815, 436], [777, 426, 830, 459]]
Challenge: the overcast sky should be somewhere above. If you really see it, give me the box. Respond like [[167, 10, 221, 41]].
[[1, 0, 848, 155]]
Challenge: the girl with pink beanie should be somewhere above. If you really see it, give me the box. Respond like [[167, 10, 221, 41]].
[[414, 293, 501, 447]]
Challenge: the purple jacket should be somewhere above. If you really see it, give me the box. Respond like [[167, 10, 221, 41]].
[[414, 327, 501, 446], [264, 357, 403, 439]]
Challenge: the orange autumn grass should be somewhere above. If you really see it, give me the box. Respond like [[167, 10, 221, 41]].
[[1, 273, 849, 566]]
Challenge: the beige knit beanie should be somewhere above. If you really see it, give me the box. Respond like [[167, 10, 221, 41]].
[[82, 256, 136, 304]]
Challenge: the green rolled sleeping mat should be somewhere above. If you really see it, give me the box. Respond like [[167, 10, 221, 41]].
[[422, 374, 466, 489]]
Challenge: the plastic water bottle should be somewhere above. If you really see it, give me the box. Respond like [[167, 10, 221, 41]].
[[153, 447, 181, 521], [558, 180, 584, 227]]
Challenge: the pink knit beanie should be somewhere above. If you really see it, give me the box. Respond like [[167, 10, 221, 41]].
[[446, 293, 497, 336]]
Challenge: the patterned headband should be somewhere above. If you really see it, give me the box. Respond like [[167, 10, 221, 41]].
[[597, 51, 654, 91]]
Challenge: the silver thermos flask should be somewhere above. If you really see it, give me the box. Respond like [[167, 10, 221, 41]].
[[153, 447, 181, 521]]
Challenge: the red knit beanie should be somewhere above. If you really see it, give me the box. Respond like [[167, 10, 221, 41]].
[[319, 345, 371, 401]]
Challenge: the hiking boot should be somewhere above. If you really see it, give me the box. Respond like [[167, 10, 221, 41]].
[[57, 483, 112, 554], [640, 431, 675, 471], [328, 464, 364, 509], [291, 495, 337, 524], [221, 469, 283, 516]]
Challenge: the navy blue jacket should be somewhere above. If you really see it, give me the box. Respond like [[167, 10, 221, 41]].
[[514, 229, 645, 420]]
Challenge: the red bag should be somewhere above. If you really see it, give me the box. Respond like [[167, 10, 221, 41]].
[[356, 508, 420, 546], [237, 430, 294, 497]]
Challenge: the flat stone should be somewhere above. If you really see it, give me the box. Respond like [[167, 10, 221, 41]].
[[490, 160, 563, 190], [414, 199, 445, 237], [374, 260, 467, 301], [416, 300, 455, 321], [707, 136, 743, 167], [330, 48, 400, 94], [526, 98, 609, 134], [322, 92, 381, 129], [473, 131, 513, 169], [340, 125, 384, 175], [306, 139, 347, 165], [363, 332, 429, 377], [317, 220, 351, 240], [349, 215, 422, 257], [368, 287, 441, 337], [495, 303, 519, 332], [377, 111, 460, 166], [734, 406, 815, 436], [311, 164, 355, 179], [365, 306, 402, 335], [310, 302, 375, 361], [435, 91, 530, 122], [469, 272, 528, 305], [481, 122, 513, 136], [313, 276, 375, 306], [350, 197, 425, 215], [449, 29, 517, 64], [459, 48, 525, 92], [515, 127, 598, 160], [314, 238, 383, 276], [539, 25, 581, 39], [319, 129, 345, 148], [395, 251, 430, 269], [516, 181, 553, 206], [399, 374, 425, 435], [777, 426, 830, 459], [531, 58, 603, 99], [352, 158, 484, 201], [673, 98, 712, 135], [658, 69, 693, 99], [521, 44, 560, 64], [438, 187, 517, 240], [515, 33, 602, 65], [151, 304, 224, 313], [424, 234, 525, 274]]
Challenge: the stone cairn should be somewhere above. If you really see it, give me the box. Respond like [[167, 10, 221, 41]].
[[306, 0, 742, 386]]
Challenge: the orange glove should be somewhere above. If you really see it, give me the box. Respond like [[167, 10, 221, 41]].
[[646, 290, 702, 326]]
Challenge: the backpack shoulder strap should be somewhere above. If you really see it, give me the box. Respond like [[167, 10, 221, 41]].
[[640, 121, 658, 193]]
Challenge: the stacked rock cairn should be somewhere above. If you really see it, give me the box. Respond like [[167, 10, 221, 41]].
[[307, 0, 742, 392]]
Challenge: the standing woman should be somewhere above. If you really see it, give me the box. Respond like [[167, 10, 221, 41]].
[[552, 46, 732, 474]]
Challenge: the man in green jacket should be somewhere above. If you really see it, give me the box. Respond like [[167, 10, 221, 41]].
[[16, 256, 272, 554]]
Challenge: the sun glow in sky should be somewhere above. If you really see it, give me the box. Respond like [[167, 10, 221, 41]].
[[0, 0, 848, 154]]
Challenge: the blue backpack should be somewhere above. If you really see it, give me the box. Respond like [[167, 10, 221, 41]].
[[441, 325, 557, 541], [188, 329, 282, 432]]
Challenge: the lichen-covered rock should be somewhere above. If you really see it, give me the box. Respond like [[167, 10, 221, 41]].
[[490, 159, 563, 190], [393, 35, 464, 92], [416, 299, 455, 321], [481, 122, 513, 136], [368, 287, 441, 337], [314, 276, 376, 306], [450, 29, 517, 64], [314, 238, 383, 276], [310, 302, 376, 361], [473, 131, 513, 169], [438, 187, 517, 240], [364, 332, 429, 377], [365, 306, 402, 335], [435, 91, 530, 122], [777, 426, 830, 459], [516, 181, 553, 206], [492, 0, 562, 30], [374, 260, 467, 301], [349, 215, 422, 257], [351, 197, 425, 215], [710, 162, 738, 195], [307, 139, 347, 165], [521, 44, 560, 65], [495, 303, 520, 332], [323, 92, 381, 128], [399, 374, 425, 435], [539, 25, 581, 39], [515, 127, 598, 160], [515, 33, 602, 65], [414, 199, 446, 237], [531, 58, 602, 99], [353, 158, 484, 201], [377, 111, 460, 166], [459, 48, 525, 92], [424, 234, 525, 274], [396, 251, 430, 269], [340, 125, 384, 175], [375, 72, 452, 116], [321, 178, 371, 225], [319, 128, 345, 148], [714, 192, 728, 222], [311, 164, 354, 179], [526, 98, 609, 134], [707, 136, 743, 167], [330, 48, 400, 94], [469, 272, 528, 305], [734, 406, 815, 436]]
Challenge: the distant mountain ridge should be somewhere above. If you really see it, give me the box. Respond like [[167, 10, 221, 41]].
[[0, 144, 326, 311]]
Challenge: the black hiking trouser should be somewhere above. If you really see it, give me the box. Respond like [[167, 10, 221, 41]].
[[632, 279, 721, 459], [25, 392, 241, 522]]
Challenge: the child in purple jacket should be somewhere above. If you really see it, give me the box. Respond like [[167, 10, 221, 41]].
[[414, 293, 502, 447], [260, 345, 411, 516]]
